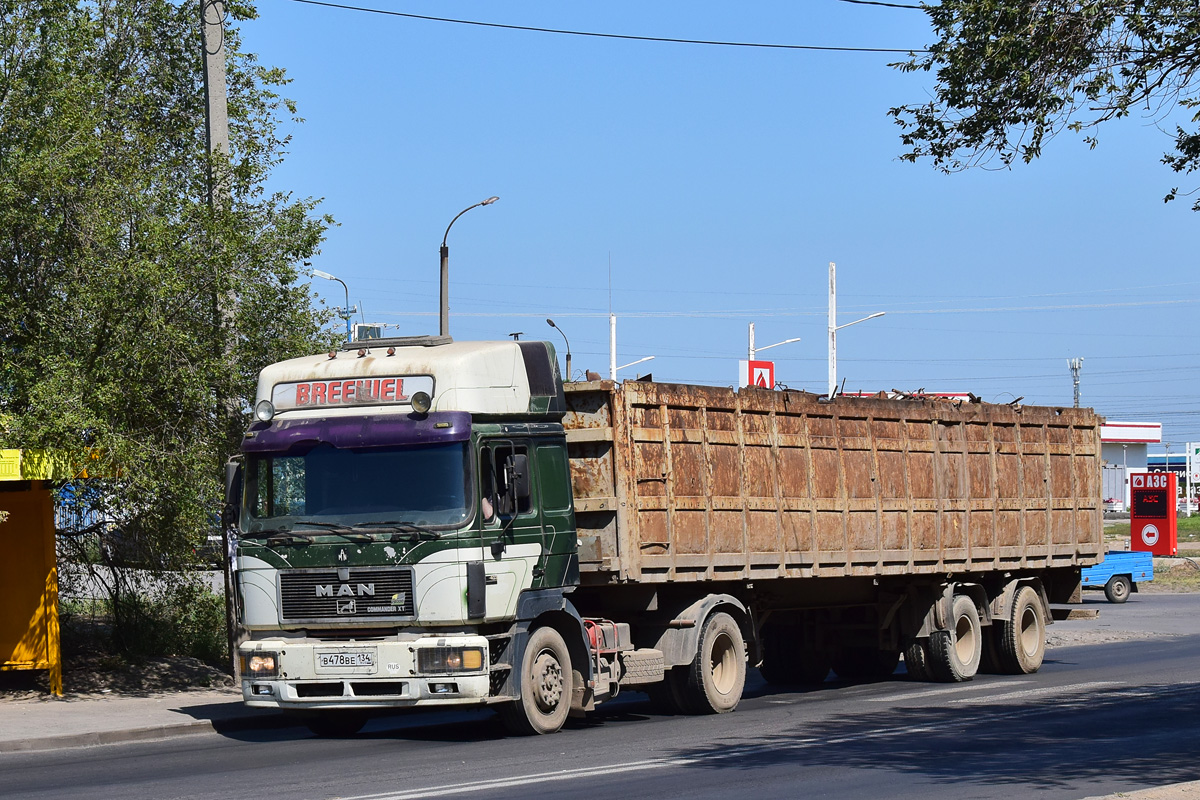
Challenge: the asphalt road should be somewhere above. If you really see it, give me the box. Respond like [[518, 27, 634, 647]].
[[4, 594, 1200, 800]]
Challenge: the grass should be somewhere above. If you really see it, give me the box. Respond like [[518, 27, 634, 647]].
[[1146, 559, 1200, 592]]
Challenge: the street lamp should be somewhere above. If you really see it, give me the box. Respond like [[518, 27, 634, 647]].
[[748, 322, 801, 360], [439, 196, 499, 337], [311, 269, 356, 343], [827, 261, 884, 397], [546, 318, 572, 381]]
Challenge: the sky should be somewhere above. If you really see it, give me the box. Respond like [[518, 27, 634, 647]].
[[237, 1, 1200, 447]]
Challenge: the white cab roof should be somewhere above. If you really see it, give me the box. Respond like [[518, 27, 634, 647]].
[[256, 340, 532, 418]]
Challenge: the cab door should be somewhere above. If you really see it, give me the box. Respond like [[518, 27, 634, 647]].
[[471, 440, 544, 621]]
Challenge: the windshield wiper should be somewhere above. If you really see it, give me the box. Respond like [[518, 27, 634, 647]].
[[264, 531, 314, 547], [351, 521, 444, 541], [292, 521, 374, 543]]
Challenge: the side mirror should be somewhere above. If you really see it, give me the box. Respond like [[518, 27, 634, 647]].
[[504, 453, 530, 502], [223, 460, 242, 526]]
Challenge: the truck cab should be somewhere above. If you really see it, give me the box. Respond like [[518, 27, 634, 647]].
[[228, 336, 582, 734]]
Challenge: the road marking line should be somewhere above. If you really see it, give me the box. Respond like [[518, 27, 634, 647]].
[[948, 681, 1120, 705], [866, 681, 1033, 702], [337, 758, 700, 800]]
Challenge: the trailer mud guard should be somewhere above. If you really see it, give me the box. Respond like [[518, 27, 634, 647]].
[[652, 594, 749, 668]]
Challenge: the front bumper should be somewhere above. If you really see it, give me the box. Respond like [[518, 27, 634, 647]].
[[239, 635, 491, 710]]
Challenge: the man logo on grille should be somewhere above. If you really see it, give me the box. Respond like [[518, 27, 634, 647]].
[[315, 583, 376, 597]]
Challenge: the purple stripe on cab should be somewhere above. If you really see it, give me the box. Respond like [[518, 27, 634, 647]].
[[242, 411, 471, 452]]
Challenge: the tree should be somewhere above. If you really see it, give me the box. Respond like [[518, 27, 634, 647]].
[[0, 0, 338, 658], [890, 1, 1200, 208]]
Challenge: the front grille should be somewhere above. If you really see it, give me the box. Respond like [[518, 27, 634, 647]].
[[280, 567, 415, 622]]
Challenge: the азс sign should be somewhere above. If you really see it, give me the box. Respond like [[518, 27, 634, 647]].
[[1131, 471, 1178, 556], [738, 360, 774, 389]]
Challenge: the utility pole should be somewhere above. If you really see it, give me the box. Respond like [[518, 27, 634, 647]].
[[609, 313, 617, 380], [828, 263, 836, 397], [827, 262, 884, 397], [202, 0, 240, 681], [202, 0, 229, 206], [1068, 357, 1084, 408]]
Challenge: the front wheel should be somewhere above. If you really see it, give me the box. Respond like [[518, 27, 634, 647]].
[[1105, 575, 1132, 604], [499, 626, 573, 735]]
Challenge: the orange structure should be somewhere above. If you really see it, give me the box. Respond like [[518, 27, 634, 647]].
[[0, 449, 86, 696]]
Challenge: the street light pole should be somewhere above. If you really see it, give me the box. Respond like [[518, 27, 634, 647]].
[[748, 322, 800, 361], [312, 270, 354, 343], [440, 196, 499, 337], [827, 261, 884, 397], [546, 318, 572, 381]]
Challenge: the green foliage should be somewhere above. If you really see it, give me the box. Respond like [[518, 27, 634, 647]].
[[0, 0, 340, 656], [891, 1, 1200, 208], [109, 578, 230, 665], [58, 574, 229, 666]]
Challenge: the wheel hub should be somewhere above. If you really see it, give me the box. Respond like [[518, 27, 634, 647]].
[[532, 652, 564, 712]]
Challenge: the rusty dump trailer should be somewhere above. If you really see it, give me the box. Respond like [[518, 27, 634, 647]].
[[563, 379, 1103, 692]]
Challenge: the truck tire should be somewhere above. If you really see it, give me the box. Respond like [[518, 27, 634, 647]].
[[903, 640, 931, 681], [928, 595, 982, 682], [831, 647, 900, 680], [303, 711, 368, 737], [499, 626, 573, 735], [759, 629, 830, 685], [675, 612, 746, 714], [1105, 575, 1132, 604], [994, 585, 1046, 674]]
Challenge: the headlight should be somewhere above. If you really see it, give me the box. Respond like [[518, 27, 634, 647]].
[[254, 399, 275, 422], [241, 651, 280, 677], [416, 646, 484, 674]]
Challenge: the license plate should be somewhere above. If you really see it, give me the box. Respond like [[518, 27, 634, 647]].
[[316, 651, 375, 670]]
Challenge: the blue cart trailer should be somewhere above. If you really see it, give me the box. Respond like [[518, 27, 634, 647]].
[[1082, 550, 1154, 603]]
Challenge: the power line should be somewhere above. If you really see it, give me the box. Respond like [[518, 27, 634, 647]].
[[835, 0, 925, 8], [279, 0, 926, 53]]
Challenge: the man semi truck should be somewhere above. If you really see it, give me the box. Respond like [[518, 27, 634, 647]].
[[225, 336, 1103, 735]]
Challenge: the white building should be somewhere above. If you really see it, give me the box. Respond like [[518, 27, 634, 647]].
[[1100, 421, 1162, 510]]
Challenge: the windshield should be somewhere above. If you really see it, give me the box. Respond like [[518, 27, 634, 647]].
[[243, 441, 472, 533]]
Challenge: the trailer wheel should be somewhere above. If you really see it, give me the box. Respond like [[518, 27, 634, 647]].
[[994, 585, 1046, 674], [832, 647, 900, 680], [676, 612, 746, 714], [1105, 575, 1132, 604], [928, 595, 982, 682], [499, 626, 572, 735], [303, 711, 368, 737], [903, 640, 931, 681]]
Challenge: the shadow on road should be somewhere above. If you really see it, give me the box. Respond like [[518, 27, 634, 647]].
[[648, 680, 1200, 790]]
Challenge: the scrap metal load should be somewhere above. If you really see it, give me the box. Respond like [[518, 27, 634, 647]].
[[565, 381, 1104, 584]]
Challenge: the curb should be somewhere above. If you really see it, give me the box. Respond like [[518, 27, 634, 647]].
[[0, 712, 300, 753]]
